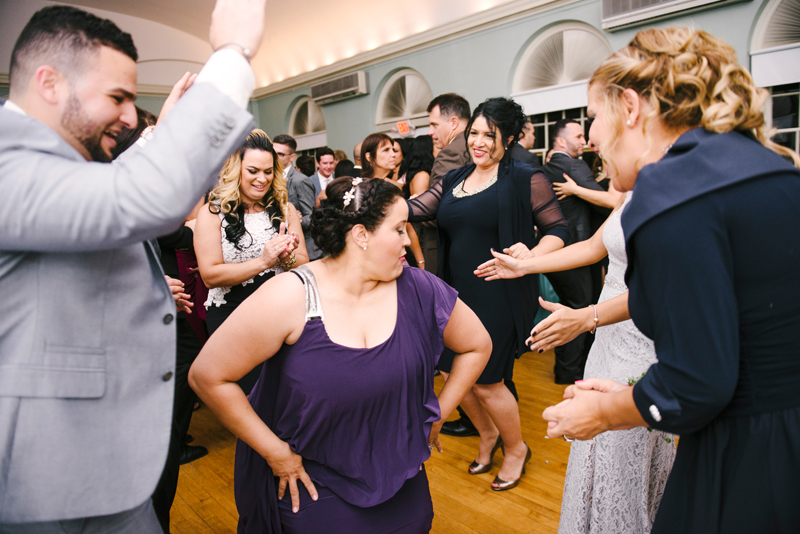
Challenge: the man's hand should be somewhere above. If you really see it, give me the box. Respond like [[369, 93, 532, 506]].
[[166, 276, 193, 314], [209, 0, 267, 59]]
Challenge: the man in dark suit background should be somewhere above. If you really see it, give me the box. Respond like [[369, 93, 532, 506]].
[[274, 134, 320, 260], [540, 119, 605, 384], [310, 146, 336, 198], [510, 119, 542, 167]]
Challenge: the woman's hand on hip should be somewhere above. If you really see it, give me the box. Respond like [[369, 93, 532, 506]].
[[428, 420, 444, 455], [268, 441, 318, 513]]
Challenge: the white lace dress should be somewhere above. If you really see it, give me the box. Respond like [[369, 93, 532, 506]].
[[558, 193, 676, 534], [204, 210, 284, 309]]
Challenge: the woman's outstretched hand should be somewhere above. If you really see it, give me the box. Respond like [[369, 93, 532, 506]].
[[553, 173, 579, 200], [526, 298, 593, 353], [269, 441, 318, 514], [474, 248, 529, 280]]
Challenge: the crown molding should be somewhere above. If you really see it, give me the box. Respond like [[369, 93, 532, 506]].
[[251, 0, 581, 100]]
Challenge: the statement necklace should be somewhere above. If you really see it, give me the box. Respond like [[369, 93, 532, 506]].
[[452, 173, 498, 198]]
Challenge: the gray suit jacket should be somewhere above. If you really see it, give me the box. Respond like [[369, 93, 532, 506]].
[[0, 84, 253, 523], [430, 132, 471, 187], [285, 165, 320, 260]]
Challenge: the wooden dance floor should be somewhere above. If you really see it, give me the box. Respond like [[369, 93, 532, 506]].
[[170, 349, 571, 533]]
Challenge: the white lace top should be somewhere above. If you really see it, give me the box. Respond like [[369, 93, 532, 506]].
[[204, 210, 284, 309]]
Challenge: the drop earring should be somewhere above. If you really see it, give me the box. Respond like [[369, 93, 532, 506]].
[[362, 243, 368, 251]]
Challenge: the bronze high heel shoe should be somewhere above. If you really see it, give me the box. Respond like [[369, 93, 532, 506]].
[[468, 436, 504, 475], [491, 442, 531, 491]]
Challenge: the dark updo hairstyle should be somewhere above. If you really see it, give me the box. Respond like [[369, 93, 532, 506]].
[[310, 177, 404, 258], [465, 97, 528, 162], [360, 133, 395, 178]]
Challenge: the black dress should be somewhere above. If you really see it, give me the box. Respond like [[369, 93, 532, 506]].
[[622, 128, 800, 533], [408, 157, 568, 384]]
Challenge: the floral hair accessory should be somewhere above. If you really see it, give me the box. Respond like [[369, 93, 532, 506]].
[[342, 177, 363, 208]]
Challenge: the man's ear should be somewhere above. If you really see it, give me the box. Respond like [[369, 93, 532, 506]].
[[34, 65, 64, 105]]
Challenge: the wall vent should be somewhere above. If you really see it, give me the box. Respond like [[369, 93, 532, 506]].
[[311, 71, 369, 105]]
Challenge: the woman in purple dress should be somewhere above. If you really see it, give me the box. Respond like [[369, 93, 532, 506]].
[[189, 177, 491, 533]]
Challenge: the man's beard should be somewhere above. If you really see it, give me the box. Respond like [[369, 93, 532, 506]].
[[60, 92, 111, 162]]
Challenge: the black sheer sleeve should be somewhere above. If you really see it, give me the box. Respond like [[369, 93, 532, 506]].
[[406, 179, 445, 223], [530, 171, 569, 243]]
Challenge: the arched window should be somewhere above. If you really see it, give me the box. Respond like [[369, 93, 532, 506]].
[[511, 23, 612, 160], [375, 69, 434, 136], [751, 0, 800, 153], [289, 97, 327, 151], [512, 23, 613, 94]]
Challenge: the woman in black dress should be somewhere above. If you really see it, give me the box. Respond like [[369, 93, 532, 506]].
[[408, 97, 568, 490], [542, 27, 800, 533]]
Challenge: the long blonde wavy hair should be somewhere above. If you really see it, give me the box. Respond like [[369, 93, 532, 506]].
[[589, 27, 800, 173], [208, 129, 289, 239]]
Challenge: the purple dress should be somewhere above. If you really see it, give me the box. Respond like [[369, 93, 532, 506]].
[[234, 264, 458, 533]]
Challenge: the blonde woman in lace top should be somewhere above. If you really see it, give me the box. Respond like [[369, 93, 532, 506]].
[[195, 129, 308, 393]]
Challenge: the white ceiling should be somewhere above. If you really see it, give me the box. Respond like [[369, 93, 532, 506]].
[[7, 0, 524, 92]]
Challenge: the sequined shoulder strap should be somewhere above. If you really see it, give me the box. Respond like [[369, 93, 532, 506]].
[[290, 264, 324, 321]]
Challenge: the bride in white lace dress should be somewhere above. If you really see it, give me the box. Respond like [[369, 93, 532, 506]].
[[476, 192, 675, 533]]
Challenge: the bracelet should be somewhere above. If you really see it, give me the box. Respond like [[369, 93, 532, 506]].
[[279, 252, 296, 270], [589, 304, 598, 335], [418, 260, 425, 264], [214, 42, 252, 62]]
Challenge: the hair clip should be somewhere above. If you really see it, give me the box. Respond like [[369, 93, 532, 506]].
[[342, 177, 363, 207]]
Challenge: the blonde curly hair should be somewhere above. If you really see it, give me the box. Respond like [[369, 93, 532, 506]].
[[208, 129, 289, 244], [589, 27, 800, 173]]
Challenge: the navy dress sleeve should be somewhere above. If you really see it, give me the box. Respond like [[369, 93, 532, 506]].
[[530, 171, 569, 244], [629, 199, 739, 435]]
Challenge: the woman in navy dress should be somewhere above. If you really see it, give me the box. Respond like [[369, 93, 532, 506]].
[[408, 98, 568, 490], [189, 177, 491, 533], [541, 27, 800, 533]]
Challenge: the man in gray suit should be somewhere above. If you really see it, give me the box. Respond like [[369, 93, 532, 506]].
[[0, 2, 264, 531], [273, 134, 320, 260]]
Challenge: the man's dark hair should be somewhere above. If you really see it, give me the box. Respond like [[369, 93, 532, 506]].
[[551, 119, 581, 146], [272, 134, 297, 152], [295, 155, 316, 177], [10, 6, 137, 92], [334, 159, 357, 178], [427, 93, 470, 121], [315, 146, 335, 163], [518, 119, 533, 141]]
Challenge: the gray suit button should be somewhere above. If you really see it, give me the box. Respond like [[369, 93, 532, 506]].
[[163, 314, 174, 325], [224, 117, 236, 129], [162, 371, 174, 381], [211, 135, 222, 147]]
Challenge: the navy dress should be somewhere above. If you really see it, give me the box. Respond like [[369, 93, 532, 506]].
[[408, 157, 568, 384], [234, 265, 457, 534], [622, 128, 800, 533]]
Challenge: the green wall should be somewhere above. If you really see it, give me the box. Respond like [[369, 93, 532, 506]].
[[251, 0, 766, 155]]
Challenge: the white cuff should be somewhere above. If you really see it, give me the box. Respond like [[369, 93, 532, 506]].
[[194, 49, 255, 109]]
